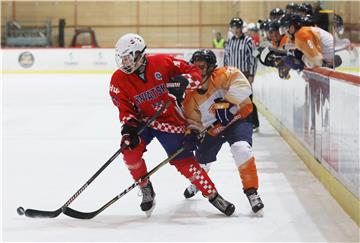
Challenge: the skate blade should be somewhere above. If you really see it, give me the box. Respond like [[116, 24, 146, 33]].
[[145, 200, 156, 218], [251, 208, 264, 217]]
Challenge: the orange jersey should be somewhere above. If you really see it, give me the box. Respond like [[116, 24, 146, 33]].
[[183, 66, 253, 131], [294, 26, 334, 67], [279, 35, 289, 49], [272, 35, 292, 50], [271, 39, 278, 49]]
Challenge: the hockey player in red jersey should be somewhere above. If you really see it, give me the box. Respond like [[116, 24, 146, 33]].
[[109, 33, 235, 217]]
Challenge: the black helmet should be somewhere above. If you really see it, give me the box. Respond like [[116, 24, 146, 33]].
[[229, 17, 243, 28], [269, 19, 282, 32], [280, 13, 302, 28], [298, 3, 313, 15], [270, 8, 285, 20], [301, 14, 314, 26], [190, 49, 217, 68], [334, 14, 344, 35], [334, 14, 344, 28], [260, 19, 272, 31], [286, 2, 299, 13]]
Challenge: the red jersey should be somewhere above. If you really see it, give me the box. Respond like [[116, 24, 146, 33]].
[[251, 34, 260, 47], [109, 54, 201, 134]]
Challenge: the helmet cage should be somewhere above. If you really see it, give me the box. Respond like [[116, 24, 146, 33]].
[[116, 49, 145, 74], [279, 14, 301, 35], [279, 26, 289, 36]]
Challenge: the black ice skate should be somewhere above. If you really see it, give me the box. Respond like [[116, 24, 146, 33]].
[[183, 183, 199, 199], [209, 193, 235, 216], [140, 181, 156, 217], [245, 188, 264, 213]]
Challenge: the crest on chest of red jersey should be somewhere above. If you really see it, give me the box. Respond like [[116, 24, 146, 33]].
[[154, 72, 163, 80]]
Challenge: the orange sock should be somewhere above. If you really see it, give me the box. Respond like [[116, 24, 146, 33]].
[[238, 157, 258, 191]]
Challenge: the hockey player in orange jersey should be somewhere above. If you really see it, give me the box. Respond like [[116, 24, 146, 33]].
[[269, 19, 287, 49], [179, 50, 264, 213], [256, 14, 339, 80], [279, 13, 336, 69]]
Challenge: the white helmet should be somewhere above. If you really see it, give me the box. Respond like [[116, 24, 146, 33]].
[[115, 33, 146, 74], [247, 23, 257, 31]]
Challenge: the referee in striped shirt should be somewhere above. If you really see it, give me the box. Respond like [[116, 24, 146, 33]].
[[224, 17, 260, 131]]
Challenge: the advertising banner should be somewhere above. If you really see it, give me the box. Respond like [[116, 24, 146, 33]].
[[1, 48, 224, 73]]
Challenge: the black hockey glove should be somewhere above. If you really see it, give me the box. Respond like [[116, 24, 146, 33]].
[[166, 75, 190, 106], [282, 55, 305, 71], [182, 129, 201, 151], [278, 64, 291, 80], [255, 46, 287, 67], [212, 98, 234, 126], [287, 49, 304, 60], [121, 119, 143, 149]]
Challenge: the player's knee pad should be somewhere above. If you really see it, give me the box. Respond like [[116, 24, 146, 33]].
[[230, 141, 254, 167], [123, 157, 147, 182], [171, 157, 190, 169], [173, 157, 217, 197]]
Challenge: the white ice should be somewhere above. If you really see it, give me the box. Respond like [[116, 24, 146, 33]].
[[2, 74, 359, 242]]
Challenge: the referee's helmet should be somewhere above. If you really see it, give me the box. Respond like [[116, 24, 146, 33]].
[[229, 17, 243, 28]]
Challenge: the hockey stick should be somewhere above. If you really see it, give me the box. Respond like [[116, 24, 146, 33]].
[[62, 127, 211, 219], [20, 100, 171, 218]]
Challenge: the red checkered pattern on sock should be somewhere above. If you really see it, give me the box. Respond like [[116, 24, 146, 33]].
[[189, 164, 216, 194]]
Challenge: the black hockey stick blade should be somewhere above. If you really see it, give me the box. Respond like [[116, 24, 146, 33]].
[[20, 100, 171, 219], [61, 126, 213, 219], [62, 207, 96, 220], [25, 208, 62, 218], [63, 194, 125, 219], [62, 147, 187, 219]]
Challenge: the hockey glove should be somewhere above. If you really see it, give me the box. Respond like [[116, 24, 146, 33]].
[[212, 98, 234, 126], [282, 55, 305, 71], [182, 129, 201, 151], [278, 65, 291, 80], [166, 75, 190, 106], [121, 119, 142, 149], [287, 49, 304, 60], [256, 46, 287, 67]]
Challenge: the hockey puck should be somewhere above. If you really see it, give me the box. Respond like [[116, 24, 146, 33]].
[[17, 206, 25, 216]]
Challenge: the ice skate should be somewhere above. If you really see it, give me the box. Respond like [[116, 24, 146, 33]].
[[209, 193, 235, 216], [183, 183, 199, 199], [245, 188, 264, 213], [139, 181, 156, 217]]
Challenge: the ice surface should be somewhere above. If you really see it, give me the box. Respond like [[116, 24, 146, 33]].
[[2, 74, 359, 242]]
